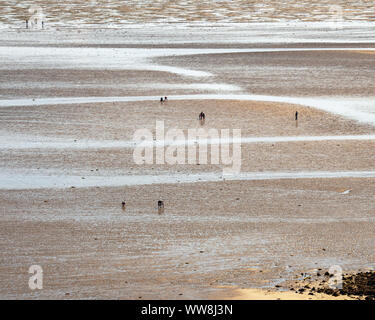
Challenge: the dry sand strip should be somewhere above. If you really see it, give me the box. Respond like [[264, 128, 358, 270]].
[[1, 95, 374, 126], [218, 287, 356, 300], [1, 170, 375, 190], [221, 270, 375, 300], [237, 289, 357, 300]]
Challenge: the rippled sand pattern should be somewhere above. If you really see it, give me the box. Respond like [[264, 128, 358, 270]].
[[0, 0, 374, 26]]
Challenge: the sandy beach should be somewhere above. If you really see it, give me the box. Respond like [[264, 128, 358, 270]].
[[1, 3, 375, 299], [1, 96, 375, 299]]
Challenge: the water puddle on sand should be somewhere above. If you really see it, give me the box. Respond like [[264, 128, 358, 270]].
[[2, 170, 375, 190]]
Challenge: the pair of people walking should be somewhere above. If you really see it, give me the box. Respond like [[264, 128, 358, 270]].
[[199, 112, 206, 121]]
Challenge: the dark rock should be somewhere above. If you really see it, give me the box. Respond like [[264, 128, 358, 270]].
[[324, 288, 334, 295]]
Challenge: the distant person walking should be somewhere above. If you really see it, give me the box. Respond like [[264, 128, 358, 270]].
[[164, 96, 168, 102], [160, 97, 164, 104], [26, 19, 29, 29], [158, 200, 164, 214], [295, 111, 299, 128], [199, 112, 206, 120], [199, 111, 205, 125]]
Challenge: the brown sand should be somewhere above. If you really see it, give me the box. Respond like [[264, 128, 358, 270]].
[[351, 50, 375, 55], [1, 99, 374, 140], [1, 38, 374, 299], [1, 177, 375, 299], [155, 50, 375, 96], [1, 98, 375, 299], [2, 100, 374, 177]]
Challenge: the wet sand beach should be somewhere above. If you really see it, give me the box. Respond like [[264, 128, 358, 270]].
[[1, 96, 375, 299], [0, 17, 375, 299], [1, 176, 375, 299]]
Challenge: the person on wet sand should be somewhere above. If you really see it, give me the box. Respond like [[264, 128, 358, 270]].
[[295, 111, 299, 121], [121, 201, 126, 210], [158, 200, 164, 214], [26, 19, 28, 29], [199, 112, 206, 125], [160, 97, 164, 104], [164, 96, 168, 102]]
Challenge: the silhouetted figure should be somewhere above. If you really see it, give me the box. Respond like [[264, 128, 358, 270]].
[[199, 112, 206, 125], [26, 20, 29, 29], [295, 111, 299, 128], [42, 21, 44, 29], [160, 97, 164, 104], [121, 201, 126, 210], [158, 200, 164, 214]]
